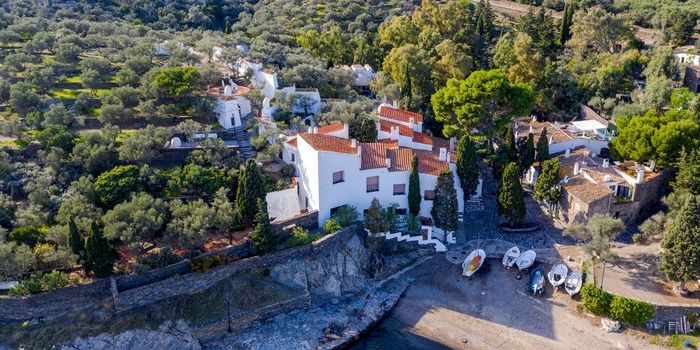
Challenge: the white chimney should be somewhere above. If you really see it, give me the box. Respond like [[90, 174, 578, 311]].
[[637, 170, 644, 184], [313, 126, 318, 134], [549, 136, 553, 144], [307, 126, 313, 134], [604, 175, 612, 182], [351, 139, 357, 148], [376, 121, 381, 133], [515, 131, 519, 139], [565, 148, 570, 158], [529, 126, 534, 134], [392, 100, 397, 109], [650, 159, 656, 171], [602, 159, 609, 168], [573, 162, 580, 176], [563, 175, 569, 184], [449, 137, 456, 150], [439, 147, 447, 161], [386, 158, 391, 168], [409, 117, 414, 125], [357, 145, 362, 156], [531, 115, 537, 122]]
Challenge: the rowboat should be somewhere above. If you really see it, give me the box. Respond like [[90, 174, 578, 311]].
[[565, 269, 583, 296], [462, 249, 486, 277], [515, 250, 536, 270], [548, 263, 569, 288], [526, 267, 545, 295], [502, 246, 520, 269]]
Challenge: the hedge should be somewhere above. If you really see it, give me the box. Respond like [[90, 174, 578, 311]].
[[580, 284, 654, 326]]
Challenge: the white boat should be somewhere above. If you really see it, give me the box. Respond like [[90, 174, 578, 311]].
[[515, 250, 536, 270], [565, 269, 583, 296], [502, 246, 520, 268], [462, 249, 486, 277], [548, 264, 569, 288]]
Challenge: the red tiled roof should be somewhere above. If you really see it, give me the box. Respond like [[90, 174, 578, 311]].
[[412, 132, 433, 145], [379, 119, 414, 137], [360, 143, 388, 170], [432, 137, 457, 162], [377, 139, 399, 149], [298, 133, 357, 154], [318, 122, 344, 135], [379, 106, 423, 124], [388, 148, 413, 172], [415, 149, 450, 176], [287, 138, 298, 147]]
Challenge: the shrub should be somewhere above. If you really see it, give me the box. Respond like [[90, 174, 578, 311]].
[[280, 164, 296, 178], [136, 247, 184, 270], [8, 226, 43, 247], [609, 296, 654, 326], [322, 219, 342, 234], [285, 226, 321, 248], [9, 271, 72, 295], [332, 205, 359, 227], [580, 284, 613, 315], [189, 254, 226, 273]]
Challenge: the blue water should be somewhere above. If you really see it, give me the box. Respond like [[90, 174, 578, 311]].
[[349, 313, 452, 350]]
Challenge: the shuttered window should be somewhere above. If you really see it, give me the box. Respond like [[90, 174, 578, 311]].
[[366, 176, 379, 192]]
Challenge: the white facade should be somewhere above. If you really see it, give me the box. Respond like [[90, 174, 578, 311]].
[[213, 91, 252, 129], [342, 64, 376, 87], [676, 53, 700, 66]]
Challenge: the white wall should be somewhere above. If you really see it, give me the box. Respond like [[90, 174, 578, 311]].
[[266, 185, 301, 222], [549, 138, 610, 156], [295, 137, 321, 215]]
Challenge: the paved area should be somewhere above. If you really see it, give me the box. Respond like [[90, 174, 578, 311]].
[[353, 257, 663, 350]]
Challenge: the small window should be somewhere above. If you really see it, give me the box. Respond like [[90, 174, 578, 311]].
[[291, 153, 295, 162], [424, 190, 435, 200], [396, 208, 407, 215], [366, 176, 379, 192], [393, 184, 406, 195], [333, 171, 344, 184]]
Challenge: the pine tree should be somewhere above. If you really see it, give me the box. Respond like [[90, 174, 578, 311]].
[[68, 218, 85, 258], [660, 197, 700, 291], [357, 118, 378, 143], [431, 170, 459, 234], [224, 21, 231, 34], [535, 128, 550, 163], [520, 132, 535, 172], [673, 147, 700, 197], [533, 159, 561, 217], [248, 199, 279, 254], [85, 221, 114, 278], [457, 136, 480, 201], [408, 154, 421, 216], [497, 162, 526, 227], [236, 159, 266, 227]]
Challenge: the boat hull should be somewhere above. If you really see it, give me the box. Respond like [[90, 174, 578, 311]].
[[548, 264, 569, 288], [565, 270, 583, 296], [502, 246, 520, 268], [527, 267, 545, 295], [462, 249, 486, 277], [515, 250, 536, 270]]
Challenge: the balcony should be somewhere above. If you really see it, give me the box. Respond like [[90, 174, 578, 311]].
[[366, 183, 379, 193]]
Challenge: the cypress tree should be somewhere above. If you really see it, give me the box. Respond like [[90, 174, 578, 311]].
[[401, 64, 412, 98], [504, 128, 518, 162], [535, 128, 550, 163], [236, 159, 266, 227], [357, 118, 378, 143], [533, 159, 561, 217], [520, 132, 535, 172], [660, 198, 700, 291], [431, 170, 459, 234], [248, 199, 279, 254], [672, 147, 700, 197], [559, 2, 572, 45], [497, 162, 526, 227], [457, 136, 480, 201], [85, 221, 114, 278], [68, 218, 85, 258], [224, 21, 231, 34], [408, 154, 421, 216]]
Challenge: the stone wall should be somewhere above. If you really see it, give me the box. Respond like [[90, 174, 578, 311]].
[[271, 210, 319, 238], [652, 305, 700, 323]]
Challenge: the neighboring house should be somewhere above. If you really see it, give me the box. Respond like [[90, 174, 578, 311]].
[[342, 64, 376, 88], [675, 47, 700, 67], [281, 115, 482, 236], [530, 146, 667, 225], [516, 117, 610, 157], [205, 78, 252, 129], [154, 41, 186, 56]]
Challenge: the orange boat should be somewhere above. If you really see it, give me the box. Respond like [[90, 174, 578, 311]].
[[467, 255, 482, 270], [462, 249, 486, 277]]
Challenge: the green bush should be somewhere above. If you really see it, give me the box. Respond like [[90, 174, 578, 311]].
[[189, 254, 226, 273], [580, 284, 613, 315], [136, 247, 183, 270], [8, 226, 43, 247], [331, 205, 359, 227], [609, 296, 655, 326], [322, 219, 342, 234], [9, 271, 72, 295], [285, 226, 321, 248], [280, 164, 296, 178]]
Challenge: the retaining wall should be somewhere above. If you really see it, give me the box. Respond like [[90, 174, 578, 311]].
[[271, 210, 319, 238]]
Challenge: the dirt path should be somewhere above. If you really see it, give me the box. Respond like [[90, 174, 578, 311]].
[[354, 257, 662, 350]]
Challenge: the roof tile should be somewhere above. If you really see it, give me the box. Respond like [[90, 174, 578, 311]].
[[360, 143, 388, 170], [299, 133, 357, 154], [318, 122, 345, 134], [388, 148, 413, 172], [379, 106, 423, 124]]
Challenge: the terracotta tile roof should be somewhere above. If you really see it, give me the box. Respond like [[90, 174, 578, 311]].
[[412, 132, 433, 145], [377, 139, 399, 149], [379, 119, 414, 137], [318, 122, 344, 134], [516, 118, 575, 144], [415, 149, 450, 176], [298, 133, 357, 154], [379, 106, 423, 124], [388, 148, 413, 172], [432, 137, 457, 163], [360, 143, 388, 170], [287, 138, 298, 147], [562, 176, 614, 204]]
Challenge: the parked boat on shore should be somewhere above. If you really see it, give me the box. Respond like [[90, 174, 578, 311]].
[[526, 267, 545, 295], [515, 250, 536, 270], [565, 270, 582, 296], [502, 246, 520, 269], [548, 264, 568, 288], [462, 249, 486, 277]]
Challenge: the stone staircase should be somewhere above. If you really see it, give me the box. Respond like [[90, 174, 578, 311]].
[[233, 113, 257, 159]]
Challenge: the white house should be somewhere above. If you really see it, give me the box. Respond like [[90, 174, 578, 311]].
[[342, 64, 376, 87], [205, 78, 253, 129], [281, 119, 482, 230], [154, 41, 186, 56], [675, 51, 700, 67]]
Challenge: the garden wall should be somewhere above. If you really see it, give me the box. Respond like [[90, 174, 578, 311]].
[[271, 210, 319, 238]]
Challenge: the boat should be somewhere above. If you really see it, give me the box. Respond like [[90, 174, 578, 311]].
[[515, 250, 536, 270], [526, 267, 545, 295], [565, 269, 583, 296], [462, 249, 486, 277], [548, 263, 569, 288], [502, 246, 520, 269]]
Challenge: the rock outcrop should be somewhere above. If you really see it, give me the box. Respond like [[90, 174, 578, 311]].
[[61, 321, 201, 350]]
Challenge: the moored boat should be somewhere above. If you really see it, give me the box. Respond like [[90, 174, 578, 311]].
[[502, 246, 520, 269], [515, 250, 536, 270], [565, 269, 583, 296], [462, 249, 486, 277]]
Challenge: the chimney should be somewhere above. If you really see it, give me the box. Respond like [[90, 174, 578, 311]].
[[313, 126, 318, 134], [386, 157, 391, 168], [376, 121, 381, 133], [307, 126, 313, 134], [439, 147, 447, 161], [343, 123, 349, 139], [515, 131, 519, 139], [392, 100, 397, 109], [565, 148, 570, 158], [602, 159, 609, 168], [531, 115, 537, 122], [549, 136, 553, 144], [637, 170, 644, 184], [650, 159, 656, 171], [563, 175, 569, 184], [449, 137, 456, 150], [409, 117, 414, 125], [351, 139, 357, 148], [529, 126, 534, 134], [574, 162, 580, 176], [221, 79, 226, 87], [357, 145, 362, 156]]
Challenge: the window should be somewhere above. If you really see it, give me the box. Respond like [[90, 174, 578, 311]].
[[366, 176, 379, 192], [424, 190, 435, 200], [291, 153, 295, 162], [333, 171, 344, 184], [393, 184, 406, 195], [617, 185, 631, 198]]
